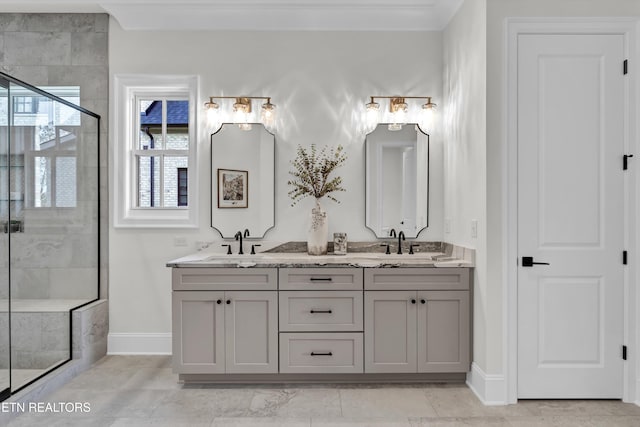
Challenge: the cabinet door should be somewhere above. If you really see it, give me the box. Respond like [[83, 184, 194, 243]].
[[364, 291, 417, 373], [417, 291, 470, 372], [172, 291, 225, 374], [224, 291, 278, 373]]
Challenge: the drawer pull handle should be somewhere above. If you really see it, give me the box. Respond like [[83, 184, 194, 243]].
[[421, 299, 426, 304], [226, 299, 231, 304], [310, 351, 333, 356], [411, 299, 416, 304], [309, 277, 333, 282], [216, 299, 222, 305], [310, 309, 333, 314]]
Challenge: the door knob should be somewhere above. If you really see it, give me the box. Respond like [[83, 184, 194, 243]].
[[522, 256, 550, 267]]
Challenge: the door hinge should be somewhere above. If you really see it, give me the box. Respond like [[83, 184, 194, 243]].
[[624, 59, 628, 75], [623, 250, 628, 265], [624, 154, 633, 170], [623, 345, 627, 360]]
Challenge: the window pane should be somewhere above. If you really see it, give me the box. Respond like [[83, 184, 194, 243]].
[[177, 168, 188, 207], [137, 155, 160, 207], [34, 156, 52, 208], [166, 100, 189, 150], [139, 99, 164, 149], [163, 156, 188, 207], [56, 157, 76, 207]]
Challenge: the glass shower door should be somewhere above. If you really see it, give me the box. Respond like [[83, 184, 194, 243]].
[[0, 78, 10, 399]]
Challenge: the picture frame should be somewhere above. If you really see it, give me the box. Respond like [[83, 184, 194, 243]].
[[217, 169, 248, 208]]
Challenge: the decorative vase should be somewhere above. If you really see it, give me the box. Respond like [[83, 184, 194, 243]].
[[308, 198, 328, 255]]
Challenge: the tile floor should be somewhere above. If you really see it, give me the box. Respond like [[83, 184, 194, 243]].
[[6, 356, 640, 426]]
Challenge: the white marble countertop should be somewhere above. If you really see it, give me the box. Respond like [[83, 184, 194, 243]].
[[166, 251, 474, 268]]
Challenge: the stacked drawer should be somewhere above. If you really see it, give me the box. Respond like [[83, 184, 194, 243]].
[[278, 268, 364, 373]]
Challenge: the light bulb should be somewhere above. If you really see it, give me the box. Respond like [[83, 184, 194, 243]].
[[365, 101, 380, 129], [261, 100, 276, 127], [420, 100, 436, 133], [393, 105, 407, 125], [234, 108, 248, 123], [204, 99, 220, 131]]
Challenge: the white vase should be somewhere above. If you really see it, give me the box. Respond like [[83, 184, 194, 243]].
[[308, 199, 328, 255]]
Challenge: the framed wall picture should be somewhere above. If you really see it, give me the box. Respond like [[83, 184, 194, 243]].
[[217, 169, 248, 208]]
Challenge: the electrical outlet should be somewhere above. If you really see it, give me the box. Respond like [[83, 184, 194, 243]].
[[174, 237, 188, 247], [471, 219, 478, 238]]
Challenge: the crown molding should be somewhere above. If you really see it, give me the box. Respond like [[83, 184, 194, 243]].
[[0, 0, 464, 31]]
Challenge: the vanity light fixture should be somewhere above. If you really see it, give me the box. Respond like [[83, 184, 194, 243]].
[[365, 96, 436, 132], [204, 95, 276, 131]]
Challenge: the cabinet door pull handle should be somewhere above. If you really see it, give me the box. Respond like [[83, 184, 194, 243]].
[[411, 299, 416, 304], [309, 277, 333, 282], [310, 309, 332, 314], [310, 351, 333, 356], [216, 299, 222, 305], [226, 299, 231, 304], [420, 299, 426, 304]]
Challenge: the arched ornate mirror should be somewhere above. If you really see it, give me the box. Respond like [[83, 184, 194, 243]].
[[365, 123, 429, 238], [210, 123, 275, 238]]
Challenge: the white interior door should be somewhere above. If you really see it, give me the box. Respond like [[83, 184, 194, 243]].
[[517, 34, 625, 398]]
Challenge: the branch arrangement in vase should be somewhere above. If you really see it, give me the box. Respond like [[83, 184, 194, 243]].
[[287, 144, 347, 206]]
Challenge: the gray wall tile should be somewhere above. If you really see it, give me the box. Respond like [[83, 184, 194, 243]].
[[71, 32, 107, 65], [94, 14, 109, 33], [64, 14, 97, 33], [4, 32, 71, 65], [0, 14, 26, 32], [0, 65, 48, 85], [47, 65, 108, 99]]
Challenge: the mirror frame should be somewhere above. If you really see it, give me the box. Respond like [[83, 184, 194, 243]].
[[210, 123, 275, 239], [364, 123, 430, 239]]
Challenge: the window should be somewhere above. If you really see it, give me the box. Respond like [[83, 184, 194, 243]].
[[177, 167, 188, 207], [13, 96, 37, 114], [10, 87, 82, 211], [135, 98, 189, 208], [113, 75, 198, 228]]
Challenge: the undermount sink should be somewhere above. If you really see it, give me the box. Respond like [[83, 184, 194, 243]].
[[204, 254, 266, 262], [347, 253, 437, 260]]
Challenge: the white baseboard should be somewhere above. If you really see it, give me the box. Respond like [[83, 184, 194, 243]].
[[466, 362, 507, 406], [107, 332, 172, 355]]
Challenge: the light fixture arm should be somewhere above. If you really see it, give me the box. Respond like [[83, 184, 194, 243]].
[[365, 95, 436, 133], [204, 95, 276, 131], [205, 95, 272, 103]]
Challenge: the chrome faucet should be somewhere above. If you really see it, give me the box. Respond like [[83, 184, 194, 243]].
[[397, 231, 405, 255], [235, 229, 250, 254]]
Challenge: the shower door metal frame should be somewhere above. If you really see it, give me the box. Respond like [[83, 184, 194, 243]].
[[0, 75, 10, 401], [0, 71, 101, 400]]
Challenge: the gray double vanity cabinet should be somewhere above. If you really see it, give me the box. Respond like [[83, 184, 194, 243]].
[[168, 253, 472, 384]]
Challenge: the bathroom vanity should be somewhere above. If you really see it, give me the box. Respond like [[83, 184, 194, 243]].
[[168, 248, 473, 384]]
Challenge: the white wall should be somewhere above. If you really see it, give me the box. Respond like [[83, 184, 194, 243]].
[[108, 21, 444, 348], [443, 0, 487, 373]]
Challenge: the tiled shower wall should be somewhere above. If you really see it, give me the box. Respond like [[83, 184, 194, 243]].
[[0, 13, 108, 301]]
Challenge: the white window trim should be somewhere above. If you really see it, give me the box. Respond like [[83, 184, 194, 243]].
[[112, 74, 199, 228]]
